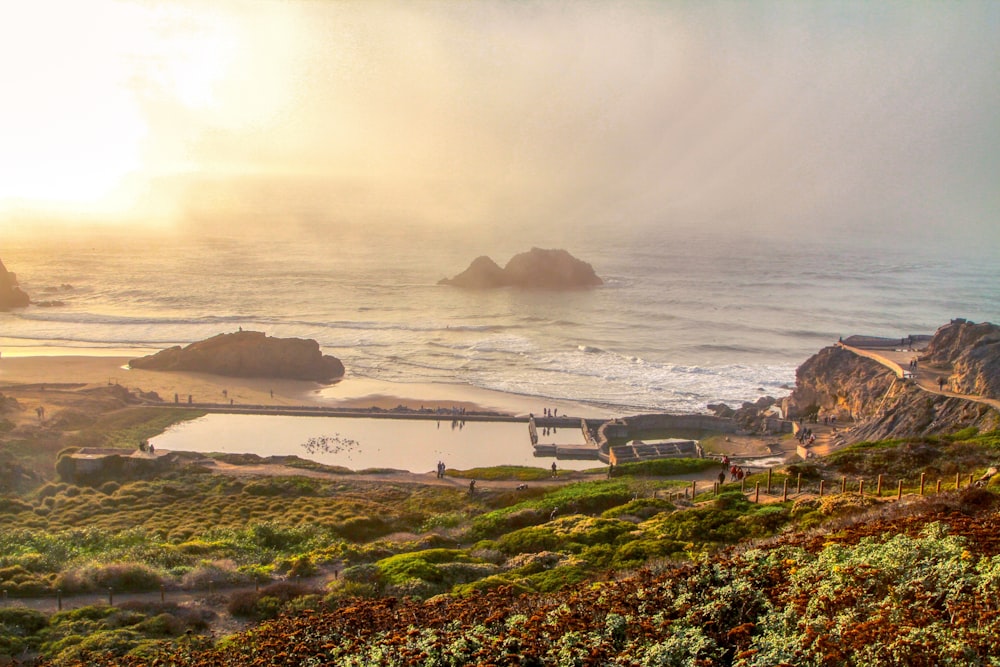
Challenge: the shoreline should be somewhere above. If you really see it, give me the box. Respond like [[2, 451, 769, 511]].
[[0, 352, 613, 420]]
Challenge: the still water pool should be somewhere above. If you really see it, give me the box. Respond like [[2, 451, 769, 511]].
[[153, 414, 596, 473]]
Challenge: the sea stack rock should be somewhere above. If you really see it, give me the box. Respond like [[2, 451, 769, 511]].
[[129, 331, 346, 382], [0, 258, 30, 310], [440, 248, 603, 289]]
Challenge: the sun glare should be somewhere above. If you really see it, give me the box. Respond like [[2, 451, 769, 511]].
[[0, 0, 236, 227]]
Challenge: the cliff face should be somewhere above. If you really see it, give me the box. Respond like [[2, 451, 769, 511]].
[[922, 320, 1000, 400], [786, 346, 895, 422], [0, 258, 30, 310], [440, 248, 603, 289], [788, 334, 1000, 442], [129, 331, 345, 382]]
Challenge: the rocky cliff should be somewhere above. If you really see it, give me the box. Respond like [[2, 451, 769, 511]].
[[129, 331, 345, 382], [440, 248, 603, 289], [786, 346, 895, 423], [0, 258, 30, 310], [787, 328, 1000, 442], [921, 320, 1000, 399]]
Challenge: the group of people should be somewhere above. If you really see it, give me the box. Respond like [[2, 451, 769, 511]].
[[719, 455, 748, 482], [542, 407, 559, 417], [797, 427, 816, 445], [138, 439, 155, 454], [435, 461, 447, 478]]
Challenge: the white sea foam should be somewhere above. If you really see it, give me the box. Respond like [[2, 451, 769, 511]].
[[3, 232, 997, 414]]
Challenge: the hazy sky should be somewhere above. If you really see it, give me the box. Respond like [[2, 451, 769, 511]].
[[1, 1, 998, 249]]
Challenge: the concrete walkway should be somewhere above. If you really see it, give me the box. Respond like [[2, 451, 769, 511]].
[[838, 343, 1000, 412]]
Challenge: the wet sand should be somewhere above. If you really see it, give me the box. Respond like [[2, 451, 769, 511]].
[[0, 353, 607, 419]]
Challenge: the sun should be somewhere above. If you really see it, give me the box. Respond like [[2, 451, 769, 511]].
[[0, 0, 236, 228]]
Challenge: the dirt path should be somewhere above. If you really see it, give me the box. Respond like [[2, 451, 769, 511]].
[[840, 343, 1000, 412]]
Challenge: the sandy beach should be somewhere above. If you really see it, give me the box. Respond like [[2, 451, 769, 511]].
[[0, 352, 607, 420]]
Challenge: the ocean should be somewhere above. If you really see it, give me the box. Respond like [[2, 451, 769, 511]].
[[2, 227, 998, 415]]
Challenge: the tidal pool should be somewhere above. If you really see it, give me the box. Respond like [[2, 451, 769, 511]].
[[152, 414, 596, 473]]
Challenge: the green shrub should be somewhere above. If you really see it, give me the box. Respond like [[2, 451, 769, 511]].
[[613, 538, 686, 567], [0, 607, 49, 643], [614, 458, 717, 477], [227, 582, 315, 620], [377, 549, 473, 587], [56, 562, 163, 595], [601, 497, 674, 520], [99, 481, 121, 495]]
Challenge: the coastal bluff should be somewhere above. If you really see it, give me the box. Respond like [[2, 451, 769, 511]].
[[786, 320, 1000, 442], [0, 258, 30, 310], [129, 331, 345, 382], [439, 248, 603, 289]]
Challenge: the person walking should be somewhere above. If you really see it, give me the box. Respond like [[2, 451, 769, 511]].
[[551, 462, 558, 478]]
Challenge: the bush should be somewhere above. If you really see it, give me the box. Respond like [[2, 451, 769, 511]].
[[57, 562, 163, 595], [99, 481, 121, 495], [0, 606, 49, 635], [227, 582, 315, 620], [180, 560, 250, 590]]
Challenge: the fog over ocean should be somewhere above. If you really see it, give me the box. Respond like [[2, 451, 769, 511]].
[[3, 227, 997, 415]]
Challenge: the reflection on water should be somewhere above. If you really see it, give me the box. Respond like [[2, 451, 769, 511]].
[[153, 414, 596, 473]]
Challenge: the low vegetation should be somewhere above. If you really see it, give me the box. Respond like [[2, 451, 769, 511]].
[[2, 406, 1000, 664]]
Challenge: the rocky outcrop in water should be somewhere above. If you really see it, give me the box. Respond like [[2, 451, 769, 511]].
[[129, 331, 345, 382], [440, 248, 603, 289], [0, 258, 30, 310], [921, 320, 1000, 400]]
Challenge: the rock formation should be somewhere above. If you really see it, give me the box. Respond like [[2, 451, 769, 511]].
[[0, 258, 30, 310], [786, 346, 895, 423], [129, 331, 345, 382], [921, 320, 1000, 400], [787, 328, 1000, 442], [440, 248, 603, 289]]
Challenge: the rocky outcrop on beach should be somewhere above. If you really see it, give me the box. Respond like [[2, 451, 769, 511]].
[[0, 258, 30, 310], [440, 248, 603, 289], [129, 331, 346, 382], [921, 320, 1000, 399]]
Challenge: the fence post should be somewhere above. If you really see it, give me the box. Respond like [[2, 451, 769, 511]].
[[797, 473, 802, 494], [897, 479, 903, 500], [783, 479, 788, 502], [936, 480, 942, 494], [691, 481, 697, 499], [57, 589, 62, 611], [970, 473, 975, 487], [920, 472, 926, 496], [754, 481, 760, 504], [956, 472, 961, 490], [841, 477, 846, 494], [819, 480, 825, 497], [741, 477, 746, 493], [108, 587, 113, 606], [767, 468, 772, 494], [859, 479, 864, 496], [877, 474, 883, 497]]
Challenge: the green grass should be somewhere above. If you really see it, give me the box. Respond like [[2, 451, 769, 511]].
[[448, 465, 565, 481]]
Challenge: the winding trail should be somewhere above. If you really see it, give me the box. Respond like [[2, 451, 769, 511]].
[[838, 342, 1000, 412]]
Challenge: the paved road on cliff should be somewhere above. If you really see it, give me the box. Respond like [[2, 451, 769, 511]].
[[838, 343, 1000, 412]]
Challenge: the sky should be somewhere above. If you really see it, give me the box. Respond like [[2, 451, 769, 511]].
[[1, 1, 998, 251]]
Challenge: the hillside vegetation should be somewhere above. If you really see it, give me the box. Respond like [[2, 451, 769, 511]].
[[0, 426, 998, 665]]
